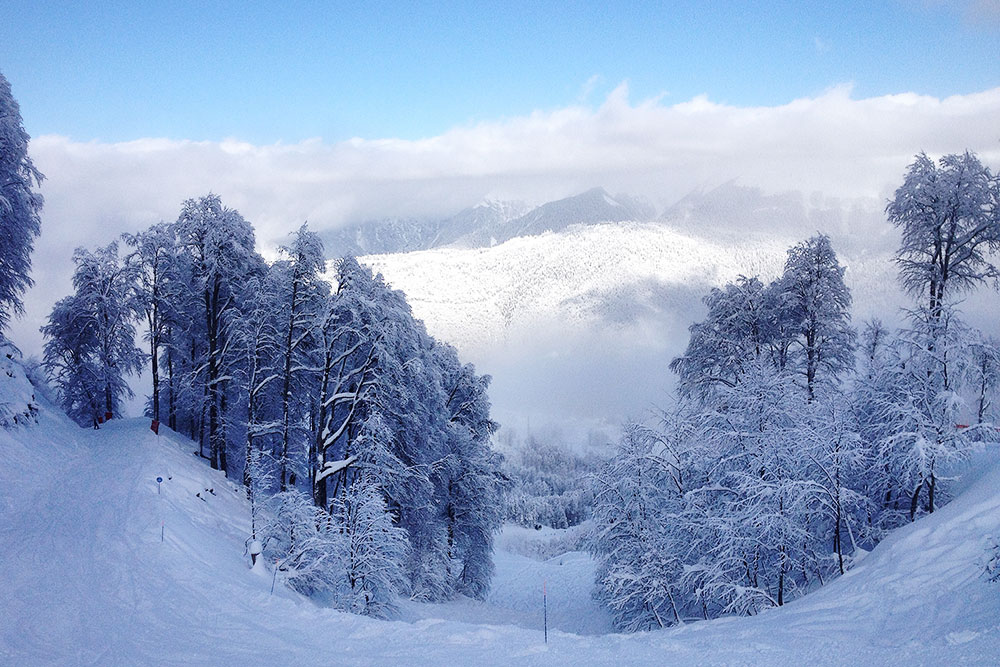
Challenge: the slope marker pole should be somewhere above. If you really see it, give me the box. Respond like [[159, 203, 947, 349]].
[[543, 580, 548, 643]]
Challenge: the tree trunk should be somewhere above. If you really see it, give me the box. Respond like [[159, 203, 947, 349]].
[[218, 388, 228, 474], [206, 279, 221, 471], [166, 334, 176, 430], [909, 479, 924, 521], [279, 277, 299, 492], [927, 472, 936, 514], [149, 324, 159, 422], [834, 506, 844, 575]]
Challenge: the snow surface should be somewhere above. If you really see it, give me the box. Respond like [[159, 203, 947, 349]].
[[2, 390, 1000, 664]]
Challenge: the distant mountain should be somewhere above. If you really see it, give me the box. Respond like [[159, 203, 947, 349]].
[[319, 188, 654, 258], [318, 217, 439, 258], [343, 189, 980, 425], [433, 199, 532, 248], [496, 188, 655, 243]]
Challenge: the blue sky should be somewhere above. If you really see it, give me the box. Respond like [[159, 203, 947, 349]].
[[2, 0, 998, 143]]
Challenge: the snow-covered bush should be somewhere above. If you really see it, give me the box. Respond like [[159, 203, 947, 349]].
[[261, 490, 347, 596], [0, 339, 38, 427], [333, 474, 409, 617], [259, 479, 409, 618]]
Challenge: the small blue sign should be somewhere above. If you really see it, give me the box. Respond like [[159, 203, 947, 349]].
[[156, 476, 163, 483]]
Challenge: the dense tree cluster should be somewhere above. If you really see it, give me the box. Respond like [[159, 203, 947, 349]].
[[42, 195, 505, 614], [501, 433, 600, 529], [591, 151, 1000, 631]]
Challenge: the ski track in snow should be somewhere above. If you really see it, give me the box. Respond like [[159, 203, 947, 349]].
[[2, 406, 1000, 665]]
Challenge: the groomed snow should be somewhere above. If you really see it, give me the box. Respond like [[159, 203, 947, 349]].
[[2, 401, 999, 665]]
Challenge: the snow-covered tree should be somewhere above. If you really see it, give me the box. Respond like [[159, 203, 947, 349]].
[[433, 342, 505, 599], [966, 333, 1000, 427], [887, 151, 1000, 325], [804, 397, 871, 574], [778, 234, 855, 400], [591, 421, 691, 630], [42, 243, 144, 426], [173, 194, 264, 473], [880, 307, 972, 519], [244, 442, 275, 545], [670, 276, 774, 400], [41, 294, 103, 425], [333, 472, 409, 617], [238, 274, 283, 494], [310, 257, 504, 602], [694, 361, 819, 613], [270, 223, 327, 491], [122, 223, 179, 422], [311, 257, 387, 509], [0, 70, 43, 334]]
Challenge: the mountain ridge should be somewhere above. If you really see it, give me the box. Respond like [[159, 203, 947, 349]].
[[318, 188, 655, 257]]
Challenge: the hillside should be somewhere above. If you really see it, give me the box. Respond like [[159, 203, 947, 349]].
[[494, 188, 654, 244], [2, 372, 999, 664], [349, 220, 908, 429], [317, 188, 651, 258]]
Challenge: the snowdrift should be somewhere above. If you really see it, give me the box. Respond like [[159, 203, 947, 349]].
[[2, 380, 999, 664]]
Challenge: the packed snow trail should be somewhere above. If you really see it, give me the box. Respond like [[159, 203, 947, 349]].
[[2, 405, 1000, 665]]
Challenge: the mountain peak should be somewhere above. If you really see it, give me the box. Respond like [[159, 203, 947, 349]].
[[497, 188, 654, 243]]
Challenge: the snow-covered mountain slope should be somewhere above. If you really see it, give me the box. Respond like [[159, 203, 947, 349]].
[[433, 199, 532, 248], [316, 187, 655, 257], [2, 390, 1000, 665], [318, 199, 532, 257], [495, 188, 654, 244], [350, 220, 917, 429], [319, 216, 439, 258]]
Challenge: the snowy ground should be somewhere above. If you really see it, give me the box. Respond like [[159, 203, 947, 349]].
[[2, 403, 1000, 665]]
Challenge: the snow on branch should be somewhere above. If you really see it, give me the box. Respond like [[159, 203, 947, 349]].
[[315, 454, 359, 484]]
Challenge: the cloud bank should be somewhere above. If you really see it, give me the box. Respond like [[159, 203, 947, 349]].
[[10, 84, 1000, 358]]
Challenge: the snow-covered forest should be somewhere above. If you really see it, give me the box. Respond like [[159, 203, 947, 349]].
[[39, 194, 507, 615], [592, 189, 1000, 628], [4, 45, 1000, 664]]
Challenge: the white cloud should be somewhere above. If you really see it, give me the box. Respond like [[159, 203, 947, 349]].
[[9, 84, 1000, 359]]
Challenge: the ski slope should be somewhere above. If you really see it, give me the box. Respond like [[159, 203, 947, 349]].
[[2, 401, 1000, 665]]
